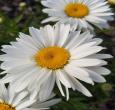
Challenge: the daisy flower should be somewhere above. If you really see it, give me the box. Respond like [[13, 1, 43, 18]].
[[41, 0, 113, 30], [0, 24, 112, 100], [0, 84, 61, 110]]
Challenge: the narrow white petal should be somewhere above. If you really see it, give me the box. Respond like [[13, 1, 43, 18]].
[[65, 64, 94, 84], [33, 99, 61, 109], [70, 77, 92, 97], [88, 67, 111, 75], [16, 100, 36, 110], [70, 59, 106, 67], [71, 46, 104, 59], [12, 91, 29, 106], [0, 84, 8, 102], [85, 69, 106, 83], [65, 87, 69, 101], [88, 54, 113, 59], [56, 70, 72, 88], [39, 73, 55, 101], [58, 24, 70, 46], [56, 74, 65, 97]]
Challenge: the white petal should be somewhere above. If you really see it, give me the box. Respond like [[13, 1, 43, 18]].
[[39, 73, 55, 101], [56, 70, 72, 88], [70, 77, 92, 97], [88, 54, 113, 59], [42, 17, 59, 23], [29, 27, 46, 47], [16, 100, 36, 110], [65, 64, 94, 84], [85, 69, 106, 83], [87, 67, 111, 75], [71, 46, 104, 59], [57, 24, 70, 47], [56, 74, 65, 97], [65, 87, 69, 101], [12, 91, 29, 106], [0, 84, 8, 101], [33, 99, 61, 109], [70, 59, 107, 67]]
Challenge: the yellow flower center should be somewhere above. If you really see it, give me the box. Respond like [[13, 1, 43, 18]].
[[34, 46, 70, 70], [0, 102, 15, 110], [64, 3, 89, 18]]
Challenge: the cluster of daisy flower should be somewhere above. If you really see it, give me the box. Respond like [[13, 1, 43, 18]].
[[0, 0, 114, 110]]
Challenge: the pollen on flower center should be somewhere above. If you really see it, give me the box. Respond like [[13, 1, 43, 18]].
[[0, 102, 15, 110], [64, 3, 89, 18], [34, 46, 70, 70]]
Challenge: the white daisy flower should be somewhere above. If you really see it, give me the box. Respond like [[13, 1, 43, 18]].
[[0, 84, 61, 110], [41, 0, 113, 30], [0, 24, 112, 100]]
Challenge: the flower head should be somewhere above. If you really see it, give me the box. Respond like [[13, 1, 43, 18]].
[[41, 0, 113, 30], [0, 84, 60, 110], [0, 24, 112, 100]]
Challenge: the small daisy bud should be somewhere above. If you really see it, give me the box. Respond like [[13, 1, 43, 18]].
[[0, 17, 3, 23], [102, 83, 112, 91], [19, 2, 26, 8]]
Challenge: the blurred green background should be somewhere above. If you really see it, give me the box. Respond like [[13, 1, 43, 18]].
[[0, 0, 115, 110]]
